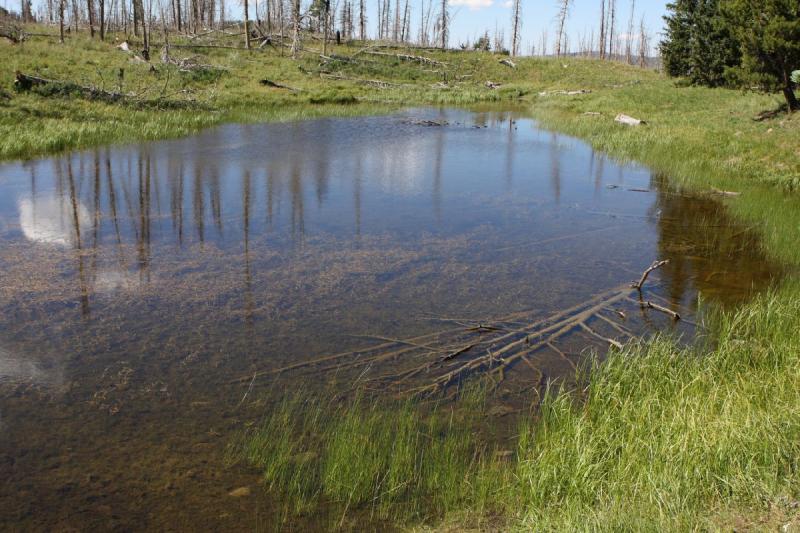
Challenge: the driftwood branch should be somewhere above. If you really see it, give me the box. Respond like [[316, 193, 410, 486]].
[[632, 260, 669, 290], [641, 300, 680, 320]]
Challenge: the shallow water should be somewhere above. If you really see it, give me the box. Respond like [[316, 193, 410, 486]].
[[0, 108, 781, 529]]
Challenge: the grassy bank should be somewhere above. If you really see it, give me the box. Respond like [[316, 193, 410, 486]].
[[7, 29, 800, 530]]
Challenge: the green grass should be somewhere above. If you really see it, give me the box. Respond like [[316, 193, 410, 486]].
[[227, 386, 513, 528], [232, 286, 800, 530]]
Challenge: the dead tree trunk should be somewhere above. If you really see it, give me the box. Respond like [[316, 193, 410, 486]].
[[359, 0, 365, 39], [59, 0, 65, 42], [608, 0, 616, 58], [290, 0, 300, 58], [99, 0, 105, 38], [87, 0, 96, 37], [510, 0, 521, 57], [439, 0, 447, 49], [625, 0, 634, 63], [555, 0, 570, 57], [322, 0, 329, 55], [599, 0, 605, 58], [243, 0, 250, 49]]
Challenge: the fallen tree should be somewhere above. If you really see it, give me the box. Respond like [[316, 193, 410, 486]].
[[14, 72, 128, 102], [0, 18, 26, 43]]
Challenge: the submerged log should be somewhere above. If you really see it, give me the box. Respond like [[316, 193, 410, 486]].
[[643, 300, 681, 320]]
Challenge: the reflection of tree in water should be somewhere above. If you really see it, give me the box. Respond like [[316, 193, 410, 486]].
[[650, 172, 780, 308]]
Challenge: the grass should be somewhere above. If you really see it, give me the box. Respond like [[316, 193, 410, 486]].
[[6, 26, 800, 530], [227, 386, 513, 528], [232, 287, 800, 530]]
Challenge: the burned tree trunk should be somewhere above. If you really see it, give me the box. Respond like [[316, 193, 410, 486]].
[[510, 0, 520, 57]]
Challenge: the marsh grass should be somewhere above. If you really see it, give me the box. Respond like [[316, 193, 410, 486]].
[[233, 284, 800, 530], [227, 385, 514, 527]]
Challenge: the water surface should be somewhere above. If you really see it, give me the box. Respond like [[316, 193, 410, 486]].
[[0, 108, 780, 529]]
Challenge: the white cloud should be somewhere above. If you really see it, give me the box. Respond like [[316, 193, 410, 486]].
[[502, 0, 513, 7], [450, 0, 493, 10], [19, 195, 90, 247]]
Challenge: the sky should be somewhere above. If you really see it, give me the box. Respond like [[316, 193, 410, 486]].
[[3, 0, 669, 55]]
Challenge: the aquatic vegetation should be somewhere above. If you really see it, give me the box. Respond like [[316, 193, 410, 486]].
[[236, 284, 800, 530], [227, 386, 513, 526]]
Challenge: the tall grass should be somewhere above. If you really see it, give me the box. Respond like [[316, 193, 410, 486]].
[[227, 386, 513, 527], [233, 283, 800, 530], [515, 283, 800, 529]]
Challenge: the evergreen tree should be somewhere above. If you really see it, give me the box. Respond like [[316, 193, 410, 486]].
[[661, 0, 740, 86], [722, 0, 800, 111], [661, 0, 695, 77], [660, 0, 741, 87], [688, 0, 740, 86]]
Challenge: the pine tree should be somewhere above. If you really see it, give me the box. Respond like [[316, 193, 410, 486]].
[[660, 0, 739, 87], [722, 0, 800, 111]]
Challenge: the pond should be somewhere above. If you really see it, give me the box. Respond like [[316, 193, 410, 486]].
[[0, 108, 781, 529]]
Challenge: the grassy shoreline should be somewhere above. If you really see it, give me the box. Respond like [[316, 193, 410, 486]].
[[6, 31, 800, 530]]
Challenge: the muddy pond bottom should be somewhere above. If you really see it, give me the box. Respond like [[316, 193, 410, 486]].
[[0, 108, 780, 529]]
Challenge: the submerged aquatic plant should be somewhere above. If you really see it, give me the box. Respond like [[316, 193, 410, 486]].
[[227, 385, 514, 525]]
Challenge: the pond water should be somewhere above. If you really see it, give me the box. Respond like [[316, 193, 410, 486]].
[[0, 108, 781, 529]]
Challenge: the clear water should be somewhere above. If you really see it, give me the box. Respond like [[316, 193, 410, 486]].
[[0, 108, 780, 529]]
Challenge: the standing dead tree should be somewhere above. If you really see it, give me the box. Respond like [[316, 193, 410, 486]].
[[624, 0, 635, 63], [510, 0, 521, 57], [243, 0, 251, 49], [637, 15, 648, 67], [290, 0, 300, 57], [358, 0, 365, 39], [608, 0, 616, 58], [555, 0, 570, 57], [438, 0, 447, 49]]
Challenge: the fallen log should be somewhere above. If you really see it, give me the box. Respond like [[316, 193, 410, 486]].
[[360, 49, 445, 66], [499, 58, 516, 68], [259, 78, 300, 91], [319, 73, 400, 88], [0, 20, 27, 43], [615, 113, 646, 126], [160, 45, 226, 72], [14, 72, 128, 102], [539, 89, 591, 96]]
